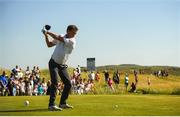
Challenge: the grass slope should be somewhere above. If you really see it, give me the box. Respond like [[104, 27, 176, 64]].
[[0, 95, 180, 116]]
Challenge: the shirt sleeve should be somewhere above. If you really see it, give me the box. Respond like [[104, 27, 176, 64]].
[[51, 34, 63, 44], [51, 39, 58, 44], [63, 38, 75, 48]]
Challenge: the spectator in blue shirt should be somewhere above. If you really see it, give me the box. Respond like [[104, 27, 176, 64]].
[[0, 71, 8, 96]]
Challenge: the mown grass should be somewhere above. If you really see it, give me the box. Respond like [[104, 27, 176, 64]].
[[0, 95, 180, 116]]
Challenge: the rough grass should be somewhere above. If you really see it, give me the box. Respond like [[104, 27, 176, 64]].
[[0, 95, 180, 116], [1, 68, 180, 95], [87, 73, 180, 95]]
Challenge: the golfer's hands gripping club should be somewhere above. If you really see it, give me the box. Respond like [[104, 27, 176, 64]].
[[42, 25, 51, 35], [42, 28, 46, 35]]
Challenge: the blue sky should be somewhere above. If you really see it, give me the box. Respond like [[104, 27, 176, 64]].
[[0, 0, 179, 69]]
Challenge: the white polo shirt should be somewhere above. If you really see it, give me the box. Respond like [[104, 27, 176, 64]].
[[51, 34, 76, 65]]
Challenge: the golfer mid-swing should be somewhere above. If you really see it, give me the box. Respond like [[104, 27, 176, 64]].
[[42, 25, 78, 111]]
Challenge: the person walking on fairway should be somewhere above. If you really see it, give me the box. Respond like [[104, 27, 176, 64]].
[[42, 25, 78, 111]]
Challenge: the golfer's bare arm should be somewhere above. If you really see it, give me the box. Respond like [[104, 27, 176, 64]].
[[44, 33, 56, 48], [46, 32, 64, 42]]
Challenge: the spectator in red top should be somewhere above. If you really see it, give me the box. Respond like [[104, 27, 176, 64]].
[[108, 78, 114, 91], [95, 72, 100, 82]]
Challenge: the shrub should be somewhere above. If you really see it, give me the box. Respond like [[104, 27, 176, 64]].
[[171, 88, 180, 95], [137, 88, 160, 94]]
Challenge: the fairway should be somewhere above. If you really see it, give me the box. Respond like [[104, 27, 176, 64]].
[[0, 95, 180, 116]]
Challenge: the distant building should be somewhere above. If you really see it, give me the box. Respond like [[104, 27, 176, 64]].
[[87, 58, 95, 71]]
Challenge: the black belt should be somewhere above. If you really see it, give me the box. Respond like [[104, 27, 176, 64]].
[[51, 58, 68, 68]]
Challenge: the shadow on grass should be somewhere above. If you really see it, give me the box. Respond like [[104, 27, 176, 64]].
[[0, 108, 48, 112]]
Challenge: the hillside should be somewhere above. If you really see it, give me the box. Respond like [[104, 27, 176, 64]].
[[81, 64, 180, 76]]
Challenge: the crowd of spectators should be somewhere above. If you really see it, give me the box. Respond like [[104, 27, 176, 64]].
[[1, 65, 163, 96], [70, 67, 95, 94], [0, 65, 96, 96], [153, 70, 168, 77], [0, 65, 51, 96]]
